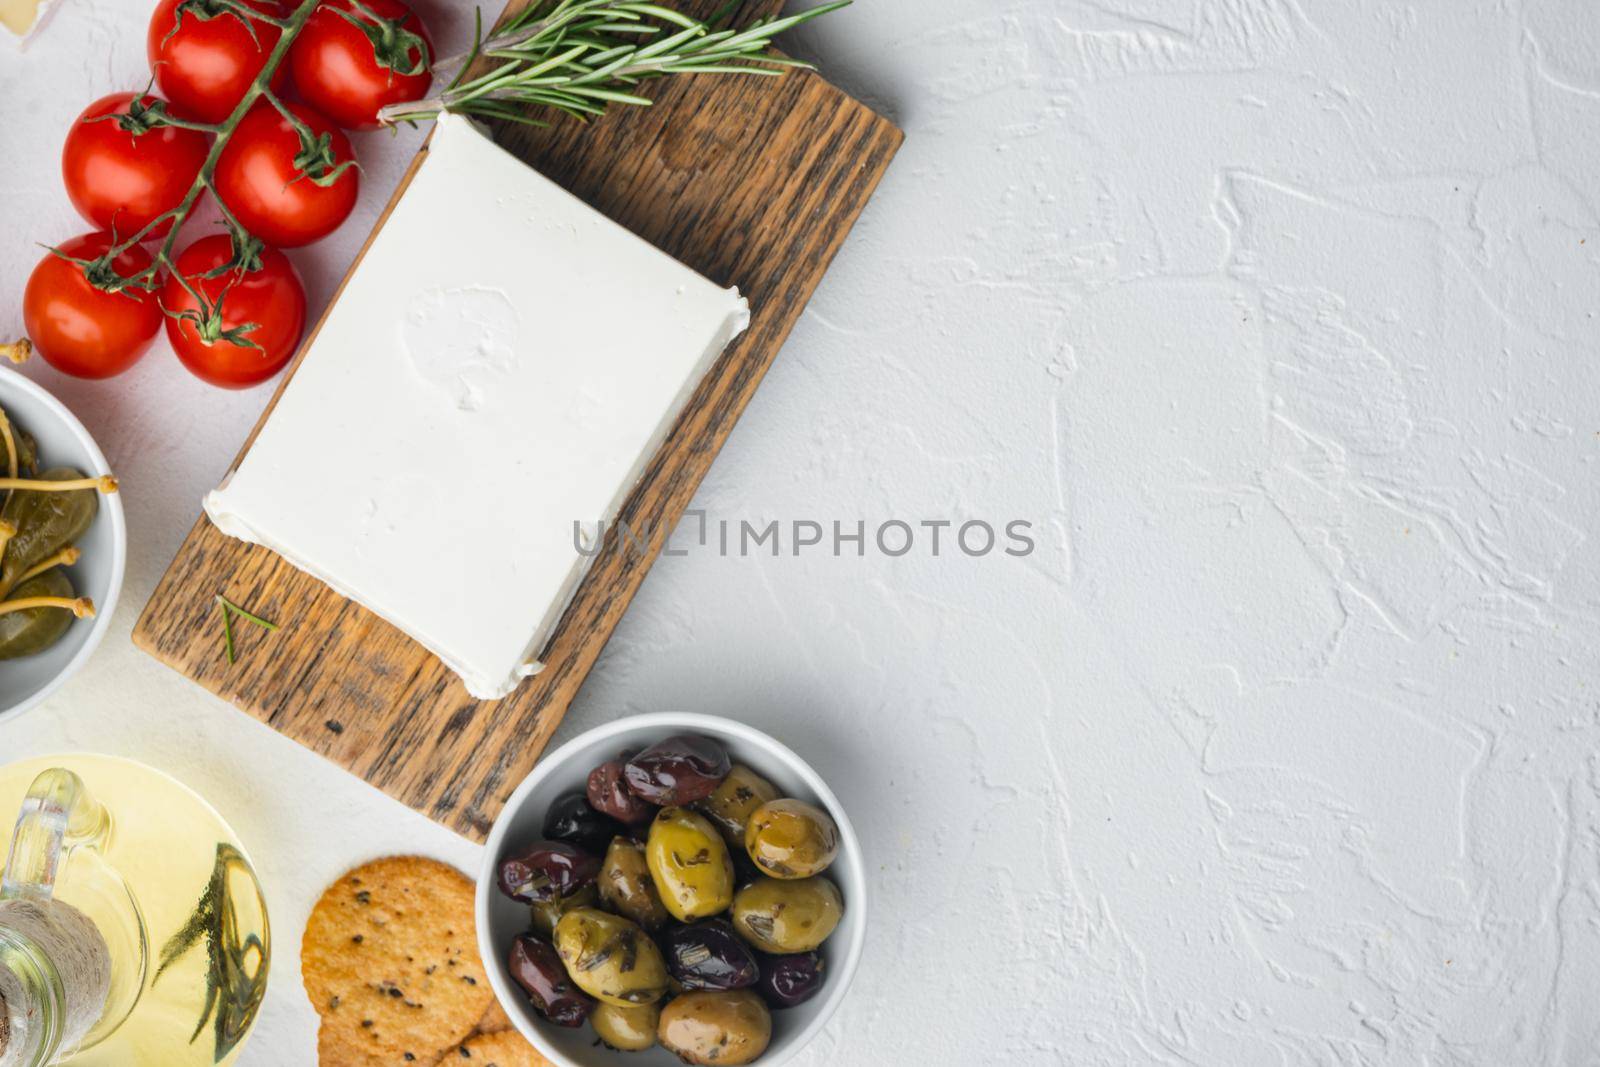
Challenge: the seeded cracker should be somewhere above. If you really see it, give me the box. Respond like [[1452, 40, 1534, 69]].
[[304, 857, 493, 1065], [473, 997, 514, 1035], [447, 1029, 553, 1066]]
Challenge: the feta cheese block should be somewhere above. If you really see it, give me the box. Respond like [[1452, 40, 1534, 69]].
[[205, 111, 749, 699]]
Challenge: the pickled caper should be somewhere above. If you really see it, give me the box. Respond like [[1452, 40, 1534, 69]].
[[0, 468, 96, 594], [0, 570, 76, 660], [0, 418, 39, 478]]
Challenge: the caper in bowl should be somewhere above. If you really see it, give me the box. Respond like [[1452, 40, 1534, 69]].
[[0, 362, 125, 725]]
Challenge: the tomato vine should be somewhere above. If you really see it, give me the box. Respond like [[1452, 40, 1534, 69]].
[[64, 0, 379, 334]]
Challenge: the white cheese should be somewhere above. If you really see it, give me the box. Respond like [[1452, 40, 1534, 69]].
[[205, 112, 749, 699]]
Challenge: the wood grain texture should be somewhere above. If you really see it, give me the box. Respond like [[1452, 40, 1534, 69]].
[[132, 0, 901, 841]]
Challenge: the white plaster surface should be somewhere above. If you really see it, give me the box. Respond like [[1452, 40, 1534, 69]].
[[3, 0, 1600, 1064]]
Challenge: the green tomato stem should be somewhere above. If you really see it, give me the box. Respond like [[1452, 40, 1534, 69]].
[[151, 112, 224, 134]]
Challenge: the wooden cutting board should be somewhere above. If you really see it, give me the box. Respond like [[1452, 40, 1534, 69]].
[[132, 0, 900, 841]]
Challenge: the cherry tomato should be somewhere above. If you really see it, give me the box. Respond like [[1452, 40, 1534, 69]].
[[213, 101, 359, 247], [161, 234, 307, 388], [23, 233, 162, 379], [289, 0, 433, 129], [148, 0, 289, 124], [61, 93, 209, 240]]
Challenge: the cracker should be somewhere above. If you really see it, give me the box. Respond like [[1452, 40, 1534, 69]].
[[473, 998, 514, 1035], [318, 1020, 443, 1066], [447, 1030, 553, 1067], [304, 857, 493, 1065]]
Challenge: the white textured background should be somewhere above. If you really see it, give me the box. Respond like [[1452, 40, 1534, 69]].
[[4, 0, 1600, 1064]]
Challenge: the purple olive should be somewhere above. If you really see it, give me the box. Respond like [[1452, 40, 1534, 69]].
[[496, 840, 600, 903], [508, 933, 595, 1026], [622, 735, 732, 806], [543, 791, 624, 853], [757, 951, 826, 1009], [661, 919, 759, 991], [587, 758, 656, 825]]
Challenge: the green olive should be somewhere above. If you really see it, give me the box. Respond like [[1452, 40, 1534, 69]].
[[730, 876, 843, 954], [553, 907, 669, 1007], [0, 570, 75, 660], [528, 883, 598, 938], [591, 1000, 659, 1052], [0, 467, 96, 594], [694, 764, 780, 849], [646, 807, 734, 922], [598, 837, 671, 930], [744, 798, 839, 879], [657, 990, 771, 1066]]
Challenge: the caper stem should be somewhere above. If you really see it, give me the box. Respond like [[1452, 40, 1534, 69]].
[[0, 340, 30, 365], [0, 596, 94, 619], [0, 407, 19, 485], [13, 546, 80, 589], [0, 521, 16, 566], [0, 475, 118, 494]]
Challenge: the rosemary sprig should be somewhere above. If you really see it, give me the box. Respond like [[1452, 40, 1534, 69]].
[[216, 594, 279, 664], [377, 0, 849, 127], [155, 842, 268, 1057]]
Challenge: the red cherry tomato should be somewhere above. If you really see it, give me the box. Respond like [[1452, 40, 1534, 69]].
[[61, 93, 209, 240], [161, 234, 307, 388], [289, 0, 433, 129], [213, 100, 359, 248], [148, 0, 289, 124], [23, 233, 162, 379]]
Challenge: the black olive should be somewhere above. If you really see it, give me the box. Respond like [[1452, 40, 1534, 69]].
[[507, 933, 594, 1026], [660, 919, 759, 991], [496, 840, 601, 903], [756, 951, 826, 1009], [542, 791, 625, 853], [587, 758, 656, 825], [622, 735, 731, 806]]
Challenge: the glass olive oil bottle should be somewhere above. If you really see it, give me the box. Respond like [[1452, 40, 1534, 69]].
[[0, 755, 269, 1066]]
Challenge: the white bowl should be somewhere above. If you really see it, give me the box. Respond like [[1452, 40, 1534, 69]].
[[0, 366, 126, 723], [478, 712, 866, 1067]]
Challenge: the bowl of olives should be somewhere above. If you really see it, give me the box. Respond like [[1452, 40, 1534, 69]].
[[0, 366, 124, 724], [478, 713, 865, 1067]]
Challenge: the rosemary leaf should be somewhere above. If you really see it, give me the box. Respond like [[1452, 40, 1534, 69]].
[[379, 0, 850, 127]]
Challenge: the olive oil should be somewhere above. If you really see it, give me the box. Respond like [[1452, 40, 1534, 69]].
[[0, 756, 268, 1066]]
